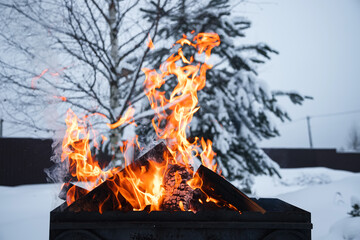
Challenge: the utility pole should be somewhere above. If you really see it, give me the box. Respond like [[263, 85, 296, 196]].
[[0, 119, 3, 138], [306, 116, 313, 148]]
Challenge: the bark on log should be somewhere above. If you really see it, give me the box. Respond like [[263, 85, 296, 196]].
[[161, 164, 194, 211]]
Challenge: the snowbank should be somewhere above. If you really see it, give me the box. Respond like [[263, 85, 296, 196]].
[[0, 167, 359, 239], [276, 175, 360, 240], [0, 184, 62, 240], [324, 217, 360, 240], [251, 167, 360, 240]]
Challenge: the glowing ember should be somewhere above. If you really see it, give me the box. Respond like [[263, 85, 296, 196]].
[[60, 32, 234, 213]]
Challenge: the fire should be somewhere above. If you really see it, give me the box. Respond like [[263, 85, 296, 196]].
[[53, 96, 67, 102], [107, 156, 167, 211], [101, 135, 108, 144], [62, 32, 227, 212], [61, 109, 109, 204], [142, 32, 220, 170], [146, 34, 155, 50], [31, 66, 68, 89], [106, 107, 136, 129]]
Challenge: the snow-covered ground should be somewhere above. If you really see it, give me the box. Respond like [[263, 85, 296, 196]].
[[251, 167, 360, 240], [0, 167, 359, 239]]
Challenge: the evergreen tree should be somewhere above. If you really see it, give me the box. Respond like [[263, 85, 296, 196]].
[[139, 0, 310, 191]]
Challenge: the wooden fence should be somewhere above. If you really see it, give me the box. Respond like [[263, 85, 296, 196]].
[[0, 138, 359, 186]]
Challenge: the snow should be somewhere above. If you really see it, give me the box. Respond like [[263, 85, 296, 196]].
[[0, 183, 63, 240], [324, 217, 360, 240], [251, 167, 360, 240], [351, 195, 360, 206], [252, 167, 356, 197], [0, 167, 359, 240]]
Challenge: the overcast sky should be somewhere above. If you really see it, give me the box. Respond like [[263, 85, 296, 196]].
[[236, 0, 360, 149]]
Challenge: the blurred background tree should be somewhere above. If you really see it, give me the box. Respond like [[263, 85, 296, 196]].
[[347, 124, 360, 152], [0, 0, 167, 155]]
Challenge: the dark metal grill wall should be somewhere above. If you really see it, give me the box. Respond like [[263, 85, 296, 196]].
[[50, 198, 312, 240], [0, 138, 53, 186]]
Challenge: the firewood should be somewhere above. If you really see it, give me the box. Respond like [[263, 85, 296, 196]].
[[196, 165, 266, 213], [65, 141, 170, 212], [58, 182, 88, 201], [162, 164, 194, 211]]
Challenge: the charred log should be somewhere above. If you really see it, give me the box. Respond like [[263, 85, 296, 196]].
[[58, 183, 88, 201], [64, 142, 170, 212], [196, 165, 266, 213]]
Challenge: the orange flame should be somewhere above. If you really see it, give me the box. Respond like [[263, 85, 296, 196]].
[[53, 95, 67, 102], [200, 138, 217, 172], [107, 107, 137, 129], [61, 110, 109, 198], [147, 34, 155, 50], [62, 107, 138, 205], [142, 32, 220, 170], [62, 110, 101, 204], [107, 155, 168, 211], [101, 135, 108, 144]]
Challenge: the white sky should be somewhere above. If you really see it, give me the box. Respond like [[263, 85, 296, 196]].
[[236, 0, 360, 149]]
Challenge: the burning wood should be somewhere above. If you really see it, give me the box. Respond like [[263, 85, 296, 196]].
[[57, 32, 265, 214], [60, 142, 264, 213], [162, 163, 194, 211], [195, 165, 265, 213], [58, 182, 88, 201], [63, 142, 169, 213]]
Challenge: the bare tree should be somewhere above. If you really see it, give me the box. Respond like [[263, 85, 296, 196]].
[[347, 124, 360, 151], [0, 0, 166, 147]]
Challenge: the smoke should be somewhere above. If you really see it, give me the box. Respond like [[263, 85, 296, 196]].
[[44, 137, 68, 183]]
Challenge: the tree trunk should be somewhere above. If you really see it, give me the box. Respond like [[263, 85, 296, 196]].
[[108, 0, 121, 157]]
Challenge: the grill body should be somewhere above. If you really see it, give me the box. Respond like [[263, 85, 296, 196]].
[[50, 198, 312, 240]]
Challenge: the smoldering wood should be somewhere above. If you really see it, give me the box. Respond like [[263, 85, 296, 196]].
[[196, 165, 266, 214]]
